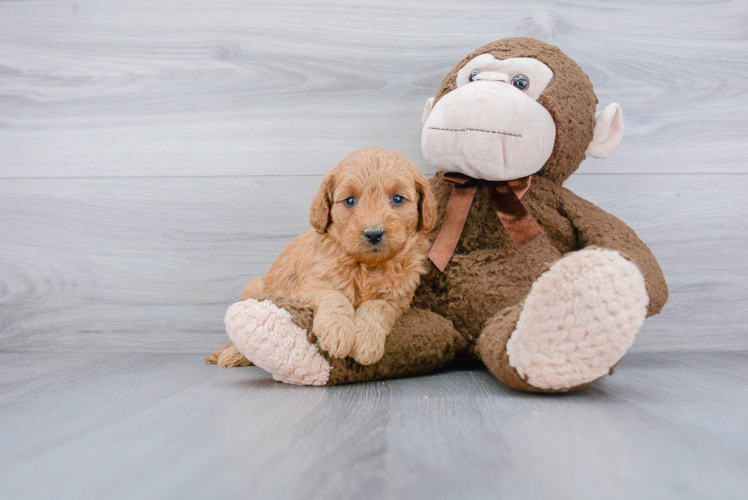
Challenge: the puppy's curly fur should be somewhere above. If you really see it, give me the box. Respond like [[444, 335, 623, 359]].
[[208, 147, 436, 366]]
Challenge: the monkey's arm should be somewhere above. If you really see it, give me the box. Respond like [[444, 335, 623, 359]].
[[558, 187, 668, 316]]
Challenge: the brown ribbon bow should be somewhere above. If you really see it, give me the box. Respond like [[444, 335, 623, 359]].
[[428, 172, 544, 272]]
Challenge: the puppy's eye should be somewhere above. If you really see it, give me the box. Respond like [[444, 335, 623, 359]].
[[469, 69, 480, 82], [511, 74, 529, 91], [343, 197, 357, 208], [392, 195, 405, 206]]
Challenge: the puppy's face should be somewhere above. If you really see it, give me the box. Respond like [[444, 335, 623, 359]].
[[310, 147, 436, 265]]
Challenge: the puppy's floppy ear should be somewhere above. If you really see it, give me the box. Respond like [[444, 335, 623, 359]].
[[309, 171, 335, 233], [414, 172, 436, 233]]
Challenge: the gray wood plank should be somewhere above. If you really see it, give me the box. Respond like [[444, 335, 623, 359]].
[[0, 0, 746, 178], [1, 174, 746, 353], [0, 352, 746, 500], [384, 355, 748, 499]]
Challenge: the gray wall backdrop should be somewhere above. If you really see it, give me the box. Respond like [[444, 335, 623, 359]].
[[1, 0, 746, 354]]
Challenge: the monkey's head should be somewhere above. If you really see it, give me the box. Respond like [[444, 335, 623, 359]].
[[421, 37, 623, 184]]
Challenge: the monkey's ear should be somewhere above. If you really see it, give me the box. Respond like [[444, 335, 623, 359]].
[[415, 174, 437, 233], [422, 97, 435, 126], [309, 172, 335, 233], [586, 103, 624, 159]]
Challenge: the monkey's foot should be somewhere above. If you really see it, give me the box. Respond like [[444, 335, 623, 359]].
[[479, 248, 649, 392], [225, 296, 331, 386]]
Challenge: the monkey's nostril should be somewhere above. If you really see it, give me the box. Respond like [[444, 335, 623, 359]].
[[363, 229, 385, 244]]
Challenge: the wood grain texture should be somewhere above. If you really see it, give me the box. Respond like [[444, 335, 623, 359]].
[[0, 0, 746, 178], [0, 0, 746, 353], [1, 174, 746, 353], [1, 352, 747, 499], [2, 3, 745, 498]]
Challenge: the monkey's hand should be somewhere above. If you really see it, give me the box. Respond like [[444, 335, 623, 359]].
[[559, 187, 668, 316], [350, 300, 399, 365]]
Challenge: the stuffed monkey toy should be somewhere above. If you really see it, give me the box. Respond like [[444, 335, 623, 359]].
[[217, 37, 668, 392]]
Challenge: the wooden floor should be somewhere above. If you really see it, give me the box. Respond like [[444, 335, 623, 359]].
[[1, 352, 747, 500], [1, 0, 747, 354]]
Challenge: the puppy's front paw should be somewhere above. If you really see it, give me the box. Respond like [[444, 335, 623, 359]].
[[351, 318, 388, 365], [313, 310, 355, 358]]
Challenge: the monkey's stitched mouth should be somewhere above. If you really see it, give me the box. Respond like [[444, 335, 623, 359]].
[[428, 127, 521, 138]]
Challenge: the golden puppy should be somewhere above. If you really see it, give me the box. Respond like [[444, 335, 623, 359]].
[[210, 146, 436, 366]]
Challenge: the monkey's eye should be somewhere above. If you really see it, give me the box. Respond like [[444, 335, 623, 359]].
[[469, 69, 481, 82], [511, 74, 529, 91], [344, 197, 357, 207], [392, 195, 405, 206]]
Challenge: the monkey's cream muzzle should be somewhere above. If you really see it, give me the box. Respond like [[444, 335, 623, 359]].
[[421, 80, 556, 182], [421, 53, 626, 271]]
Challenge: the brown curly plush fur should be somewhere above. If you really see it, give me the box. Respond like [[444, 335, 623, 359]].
[[413, 172, 668, 341]]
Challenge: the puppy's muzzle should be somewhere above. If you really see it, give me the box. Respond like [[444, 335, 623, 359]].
[[363, 227, 385, 245]]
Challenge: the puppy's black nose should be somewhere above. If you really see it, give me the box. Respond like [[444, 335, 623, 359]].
[[363, 229, 385, 244]]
